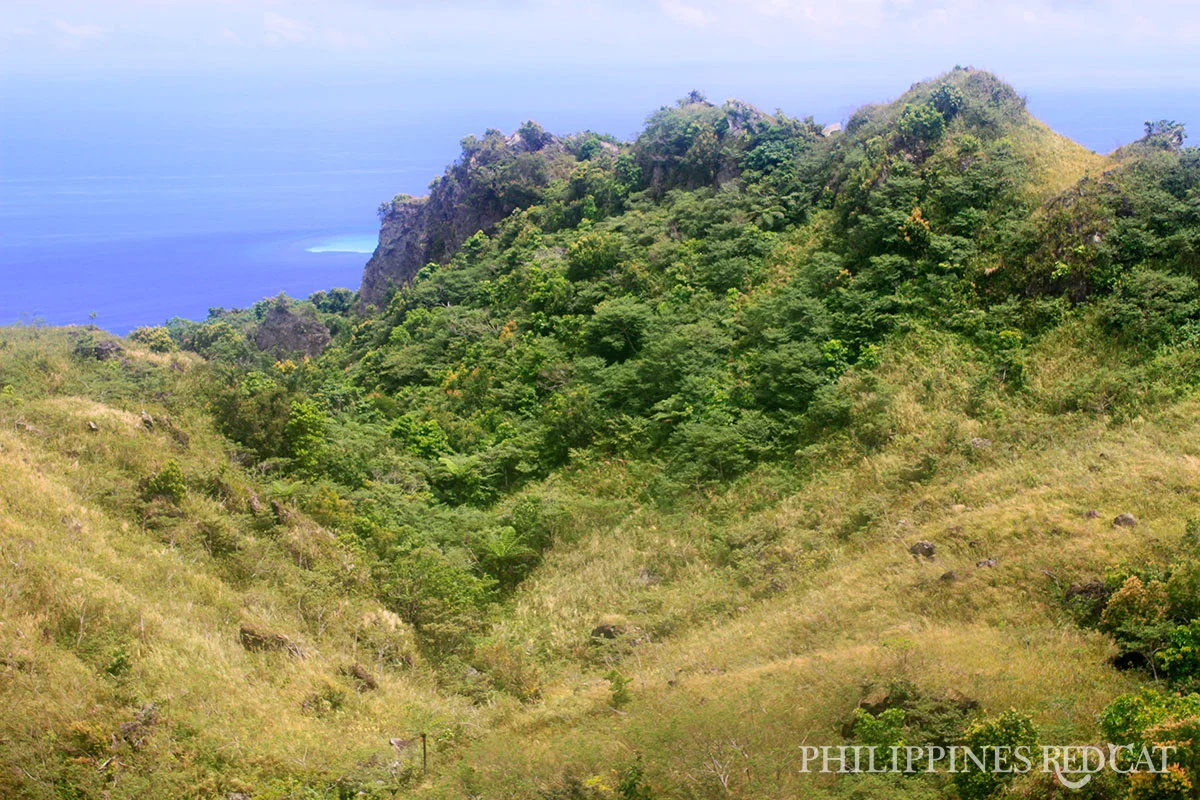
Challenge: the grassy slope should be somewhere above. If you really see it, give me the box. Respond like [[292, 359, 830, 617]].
[[3, 318, 1196, 798], [425, 324, 1197, 797], [0, 329, 481, 798], [1011, 117, 1113, 201]]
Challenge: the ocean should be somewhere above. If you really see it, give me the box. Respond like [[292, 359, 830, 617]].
[[2, 71, 1195, 334]]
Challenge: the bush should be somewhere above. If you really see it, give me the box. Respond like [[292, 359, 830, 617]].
[[853, 707, 907, 750], [584, 297, 653, 363], [1102, 269, 1200, 348], [382, 546, 495, 654], [146, 459, 187, 504], [1101, 689, 1200, 798], [898, 103, 946, 144], [129, 325, 177, 353], [567, 232, 623, 281], [953, 709, 1038, 800], [1158, 620, 1200, 687]]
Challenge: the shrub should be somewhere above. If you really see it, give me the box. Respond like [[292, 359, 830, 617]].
[[853, 707, 907, 750], [898, 103, 946, 144], [605, 669, 631, 708], [953, 709, 1038, 800], [1158, 620, 1200, 687], [1101, 690, 1200, 798], [382, 546, 495, 654], [930, 84, 965, 118], [584, 297, 653, 363], [146, 459, 187, 503], [390, 414, 450, 459], [567, 232, 623, 281], [1102, 269, 1200, 348], [129, 325, 177, 353]]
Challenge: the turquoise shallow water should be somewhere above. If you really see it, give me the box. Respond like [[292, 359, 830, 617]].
[[305, 234, 379, 254]]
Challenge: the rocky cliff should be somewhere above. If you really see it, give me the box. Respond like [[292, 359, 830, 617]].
[[359, 123, 579, 309]]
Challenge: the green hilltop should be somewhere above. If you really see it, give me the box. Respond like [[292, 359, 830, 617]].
[[2, 67, 1200, 799]]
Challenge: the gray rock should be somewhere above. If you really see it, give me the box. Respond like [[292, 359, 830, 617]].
[[590, 623, 623, 640], [909, 540, 936, 560], [976, 558, 997, 568], [1113, 513, 1137, 528], [254, 298, 331, 358], [637, 567, 661, 586]]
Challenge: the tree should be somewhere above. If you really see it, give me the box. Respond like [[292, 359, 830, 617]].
[[284, 399, 327, 474], [584, 297, 653, 363], [1143, 120, 1187, 151], [897, 103, 946, 144]]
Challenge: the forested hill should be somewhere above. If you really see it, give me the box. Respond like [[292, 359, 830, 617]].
[[2, 67, 1200, 798]]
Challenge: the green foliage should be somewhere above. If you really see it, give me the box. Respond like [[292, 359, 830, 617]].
[[128, 325, 177, 353], [1092, 560, 1200, 687], [567, 232, 623, 281], [1142, 120, 1188, 152], [1101, 689, 1200, 797], [1159, 620, 1200, 686], [284, 399, 328, 474], [930, 84, 965, 118], [605, 669, 631, 708], [390, 413, 450, 459], [853, 707, 907, 749], [1101, 269, 1200, 348], [584, 297, 653, 363], [473, 526, 536, 589], [897, 103, 945, 144], [953, 710, 1038, 800], [382, 546, 495, 654], [146, 459, 187, 503]]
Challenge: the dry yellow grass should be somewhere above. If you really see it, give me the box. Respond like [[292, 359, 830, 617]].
[[421, 328, 1197, 797], [0, 340, 486, 797], [1011, 117, 1114, 203], [3, 312, 1196, 798]]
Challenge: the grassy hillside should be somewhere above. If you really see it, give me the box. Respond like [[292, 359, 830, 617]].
[[3, 68, 1200, 798], [0, 330, 481, 797]]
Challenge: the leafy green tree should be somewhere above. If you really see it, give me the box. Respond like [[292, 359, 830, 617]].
[[584, 297, 654, 363], [284, 399, 327, 474], [1102, 269, 1200, 348], [567, 232, 623, 281], [897, 103, 946, 144]]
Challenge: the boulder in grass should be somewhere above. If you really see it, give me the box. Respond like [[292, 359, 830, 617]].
[[238, 624, 304, 658], [909, 540, 936, 560]]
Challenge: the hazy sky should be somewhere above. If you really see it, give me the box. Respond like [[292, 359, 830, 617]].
[[3, 0, 1198, 89]]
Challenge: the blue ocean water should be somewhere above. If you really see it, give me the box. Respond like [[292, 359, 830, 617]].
[[1, 71, 1195, 334]]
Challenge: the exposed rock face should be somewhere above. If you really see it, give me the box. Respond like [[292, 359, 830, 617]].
[[360, 123, 574, 310], [360, 195, 430, 310], [254, 300, 331, 358]]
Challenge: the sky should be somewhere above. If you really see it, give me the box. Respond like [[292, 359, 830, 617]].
[[2, 0, 1198, 91]]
